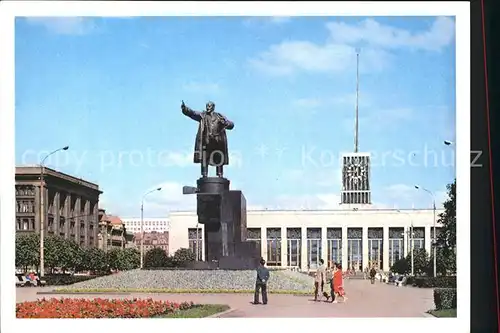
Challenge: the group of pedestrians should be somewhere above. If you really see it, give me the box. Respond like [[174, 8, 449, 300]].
[[314, 259, 347, 303], [252, 258, 347, 305]]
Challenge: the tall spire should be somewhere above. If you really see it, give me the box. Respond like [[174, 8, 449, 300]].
[[354, 50, 360, 153]]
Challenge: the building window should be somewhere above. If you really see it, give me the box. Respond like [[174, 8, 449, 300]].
[[59, 217, 65, 231], [411, 227, 425, 251], [368, 227, 383, 270], [388, 228, 404, 269], [327, 228, 342, 267], [266, 228, 281, 266], [188, 228, 203, 260], [22, 219, 29, 230], [347, 228, 362, 271], [287, 228, 301, 268], [17, 200, 34, 213], [247, 228, 261, 251], [307, 228, 321, 270], [48, 218, 54, 232], [16, 218, 21, 230]]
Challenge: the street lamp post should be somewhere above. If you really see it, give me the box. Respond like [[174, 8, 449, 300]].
[[415, 185, 437, 277], [398, 210, 414, 276], [39, 146, 69, 277], [409, 223, 414, 276], [140, 187, 162, 269]]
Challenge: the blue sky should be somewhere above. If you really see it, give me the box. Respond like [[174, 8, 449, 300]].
[[15, 16, 456, 217]]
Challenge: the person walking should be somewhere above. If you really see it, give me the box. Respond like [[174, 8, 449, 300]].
[[369, 265, 377, 284], [314, 259, 327, 301], [327, 261, 336, 303], [253, 258, 270, 305], [333, 263, 348, 303]]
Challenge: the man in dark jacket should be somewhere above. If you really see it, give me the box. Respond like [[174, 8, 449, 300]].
[[253, 258, 270, 305]]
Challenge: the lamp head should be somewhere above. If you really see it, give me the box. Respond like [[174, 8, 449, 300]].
[[62, 146, 69, 150], [444, 140, 453, 146], [414, 185, 420, 189], [156, 187, 162, 191]]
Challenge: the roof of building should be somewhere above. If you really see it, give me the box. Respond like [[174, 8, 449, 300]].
[[170, 207, 442, 216], [16, 165, 101, 192]]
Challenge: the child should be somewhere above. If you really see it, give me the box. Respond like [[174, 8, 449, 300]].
[[333, 263, 348, 303]]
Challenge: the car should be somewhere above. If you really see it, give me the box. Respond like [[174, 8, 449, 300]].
[[15, 274, 46, 287]]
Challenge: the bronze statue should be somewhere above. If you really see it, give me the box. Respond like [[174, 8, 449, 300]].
[[181, 100, 234, 178]]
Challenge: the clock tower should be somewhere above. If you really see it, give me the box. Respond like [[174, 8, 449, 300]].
[[340, 50, 372, 206], [341, 153, 371, 205]]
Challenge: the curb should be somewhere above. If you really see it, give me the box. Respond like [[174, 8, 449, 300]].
[[206, 308, 238, 318], [50, 289, 312, 296], [37, 291, 131, 295]]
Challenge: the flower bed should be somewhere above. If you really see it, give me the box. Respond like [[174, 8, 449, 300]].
[[16, 298, 194, 318]]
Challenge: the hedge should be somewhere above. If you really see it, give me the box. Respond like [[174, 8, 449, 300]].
[[434, 288, 457, 310], [405, 276, 456, 288], [43, 274, 109, 286]]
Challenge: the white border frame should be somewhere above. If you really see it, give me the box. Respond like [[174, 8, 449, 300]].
[[0, 1, 469, 332]]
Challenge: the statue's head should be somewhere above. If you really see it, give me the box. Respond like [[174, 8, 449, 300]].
[[206, 101, 215, 113]]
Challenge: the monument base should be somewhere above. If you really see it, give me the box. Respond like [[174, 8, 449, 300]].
[[194, 177, 260, 269], [197, 176, 230, 194]]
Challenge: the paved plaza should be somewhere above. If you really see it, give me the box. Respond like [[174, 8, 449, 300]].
[[16, 279, 435, 318]]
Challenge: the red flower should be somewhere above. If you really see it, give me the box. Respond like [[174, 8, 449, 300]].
[[16, 298, 196, 318]]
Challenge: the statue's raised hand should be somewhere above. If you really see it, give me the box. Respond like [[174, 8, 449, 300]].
[[181, 100, 186, 111]]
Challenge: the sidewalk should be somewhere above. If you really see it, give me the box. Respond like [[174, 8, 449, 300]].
[[16, 279, 435, 318]]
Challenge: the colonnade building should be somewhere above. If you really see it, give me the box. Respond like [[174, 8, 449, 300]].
[[169, 208, 442, 272], [169, 151, 444, 272], [15, 166, 102, 248]]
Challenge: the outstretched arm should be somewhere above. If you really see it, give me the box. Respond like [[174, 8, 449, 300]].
[[219, 114, 234, 130], [181, 101, 202, 122]]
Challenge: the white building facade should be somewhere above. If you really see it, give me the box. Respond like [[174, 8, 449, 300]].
[[121, 217, 170, 234], [169, 208, 443, 272]]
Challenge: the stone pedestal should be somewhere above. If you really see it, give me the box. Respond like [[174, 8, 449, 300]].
[[195, 177, 260, 269]]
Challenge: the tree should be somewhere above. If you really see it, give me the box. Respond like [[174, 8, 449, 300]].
[[173, 248, 196, 267], [411, 248, 430, 275], [120, 248, 140, 270], [108, 248, 140, 271], [107, 248, 121, 271], [44, 235, 69, 273], [144, 248, 169, 268], [15, 233, 40, 272], [82, 247, 108, 274], [64, 238, 84, 272], [436, 179, 457, 274], [430, 247, 456, 276], [390, 257, 410, 275]]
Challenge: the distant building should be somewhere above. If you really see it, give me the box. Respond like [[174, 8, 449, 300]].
[[121, 217, 169, 234], [97, 209, 134, 251], [134, 231, 169, 255], [15, 166, 102, 247]]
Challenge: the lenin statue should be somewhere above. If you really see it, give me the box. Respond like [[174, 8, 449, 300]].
[[181, 100, 234, 178]]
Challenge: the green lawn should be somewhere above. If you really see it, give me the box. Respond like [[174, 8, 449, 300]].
[[428, 309, 457, 317], [159, 304, 230, 318]]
